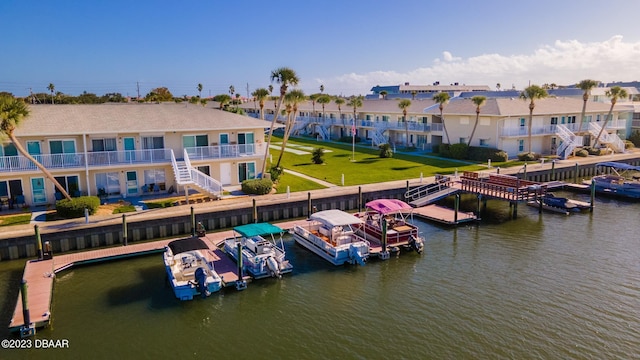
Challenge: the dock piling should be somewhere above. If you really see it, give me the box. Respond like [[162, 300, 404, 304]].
[[236, 242, 246, 290], [190, 207, 195, 237], [358, 186, 362, 214], [590, 179, 595, 213], [380, 219, 389, 260], [122, 214, 128, 246], [551, 160, 556, 181], [252, 199, 257, 223], [574, 163, 579, 184], [307, 192, 312, 218], [20, 280, 35, 337], [35, 225, 42, 260], [454, 194, 460, 224]]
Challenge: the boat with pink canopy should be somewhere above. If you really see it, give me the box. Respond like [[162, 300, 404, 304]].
[[355, 199, 424, 257]]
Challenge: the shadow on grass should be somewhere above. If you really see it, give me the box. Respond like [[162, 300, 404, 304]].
[[391, 166, 420, 171], [332, 154, 350, 158]]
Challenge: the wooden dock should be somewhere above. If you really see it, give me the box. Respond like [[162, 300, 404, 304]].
[[412, 204, 477, 225], [9, 218, 311, 334]]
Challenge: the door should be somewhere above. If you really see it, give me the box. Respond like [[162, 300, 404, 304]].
[[220, 133, 230, 157], [220, 163, 231, 185], [31, 177, 46, 204], [126, 171, 138, 195], [124, 137, 135, 161]]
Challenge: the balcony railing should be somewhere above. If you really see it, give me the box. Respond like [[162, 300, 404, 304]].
[[500, 120, 627, 137], [0, 144, 257, 173]]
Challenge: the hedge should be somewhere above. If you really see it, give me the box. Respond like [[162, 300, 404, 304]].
[[241, 178, 273, 195], [56, 196, 100, 219]]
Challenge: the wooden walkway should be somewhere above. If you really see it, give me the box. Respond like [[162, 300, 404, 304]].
[[9, 218, 311, 334], [412, 204, 477, 225]]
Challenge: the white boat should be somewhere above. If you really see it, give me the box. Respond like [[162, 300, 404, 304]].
[[223, 223, 293, 279], [354, 199, 424, 254], [164, 237, 223, 301], [292, 209, 370, 266]]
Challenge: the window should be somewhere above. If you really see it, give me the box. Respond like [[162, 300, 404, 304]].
[[95, 172, 120, 196], [219, 133, 229, 144], [519, 118, 526, 127], [141, 136, 164, 149], [183, 135, 208, 148], [596, 114, 601, 122], [92, 138, 117, 152], [26, 141, 41, 155], [459, 137, 467, 144], [518, 139, 524, 152], [54, 175, 80, 197], [561, 116, 566, 124], [479, 139, 488, 147], [196, 165, 210, 176], [49, 139, 75, 154], [567, 116, 576, 124], [551, 117, 558, 125], [238, 162, 256, 182], [237, 132, 255, 154], [143, 169, 166, 185]]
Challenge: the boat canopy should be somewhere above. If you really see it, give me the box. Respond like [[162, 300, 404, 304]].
[[234, 223, 283, 237], [365, 199, 412, 215], [596, 162, 640, 171], [167, 237, 209, 254], [310, 209, 364, 227]]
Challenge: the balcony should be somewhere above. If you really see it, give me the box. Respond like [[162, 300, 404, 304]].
[[185, 144, 256, 160], [499, 120, 626, 137]]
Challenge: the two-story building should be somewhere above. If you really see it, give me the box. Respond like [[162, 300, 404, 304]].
[[0, 102, 268, 207]]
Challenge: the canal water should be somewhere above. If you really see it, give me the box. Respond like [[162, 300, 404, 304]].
[[1, 191, 639, 359]]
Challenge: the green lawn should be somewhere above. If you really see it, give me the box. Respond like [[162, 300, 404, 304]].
[[269, 136, 486, 186], [0, 213, 32, 227], [275, 172, 327, 194]]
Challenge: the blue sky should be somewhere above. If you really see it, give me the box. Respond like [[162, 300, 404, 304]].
[[2, 0, 640, 98]]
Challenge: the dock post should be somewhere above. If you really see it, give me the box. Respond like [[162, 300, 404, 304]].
[[20, 280, 35, 337], [523, 163, 527, 180], [476, 195, 481, 217], [496, 167, 500, 174], [307, 192, 312, 219], [35, 224, 42, 260], [538, 188, 543, 214], [190, 207, 196, 237], [574, 163, 579, 184], [551, 160, 556, 181], [512, 201, 518, 219], [380, 218, 390, 260], [358, 186, 362, 214], [406, 180, 409, 195], [236, 242, 246, 290], [252, 199, 257, 223], [590, 179, 595, 213], [454, 194, 460, 224], [122, 214, 128, 246]]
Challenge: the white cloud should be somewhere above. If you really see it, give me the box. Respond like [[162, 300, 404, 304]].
[[323, 36, 640, 95]]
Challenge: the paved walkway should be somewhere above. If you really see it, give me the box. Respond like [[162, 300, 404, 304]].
[[283, 169, 336, 187]]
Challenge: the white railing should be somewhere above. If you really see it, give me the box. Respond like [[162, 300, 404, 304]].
[[317, 125, 330, 140], [588, 122, 625, 153], [189, 168, 223, 196], [371, 130, 387, 146], [185, 144, 255, 160]]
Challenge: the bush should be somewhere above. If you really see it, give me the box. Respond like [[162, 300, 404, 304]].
[[517, 152, 540, 161], [56, 196, 100, 219], [311, 148, 325, 164], [145, 199, 175, 209], [448, 143, 469, 159], [628, 130, 640, 147], [467, 147, 509, 162], [575, 149, 589, 157], [241, 178, 273, 195], [379, 143, 393, 158], [584, 147, 604, 156], [269, 166, 283, 182], [624, 140, 635, 149]]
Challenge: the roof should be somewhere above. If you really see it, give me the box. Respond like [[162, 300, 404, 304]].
[[167, 237, 209, 254], [310, 209, 363, 227], [233, 223, 283, 237], [365, 199, 412, 215], [14, 103, 271, 136]]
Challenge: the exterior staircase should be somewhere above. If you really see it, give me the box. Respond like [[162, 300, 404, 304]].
[[171, 150, 224, 199], [316, 125, 330, 140], [555, 124, 583, 159], [588, 122, 625, 153], [405, 176, 460, 207]]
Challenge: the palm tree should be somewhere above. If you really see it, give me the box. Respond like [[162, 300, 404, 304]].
[[276, 89, 306, 167], [335, 97, 345, 132], [398, 99, 412, 147], [317, 94, 331, 120], [496, 83, 501, 91], [577, 79, 598, 134], [251, 88, 270, 120], [319, 85, 324, 93], [0, 96, 71, 200], [47, 83, 55, 104], [468, 96, 486, 146], [212, 94, 231, 109], [347, 95, 363, 123], [197, 83, 203, 98], [309, 93, 320, 118], [380, 90, 388, 100], [519, 85, 548, 154], [432, 92, 451, 144], [261, 67, 300, 177], [594, 86, 628, 148]]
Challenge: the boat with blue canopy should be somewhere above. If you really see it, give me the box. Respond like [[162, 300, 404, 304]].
[[589, 162, 640, 199]]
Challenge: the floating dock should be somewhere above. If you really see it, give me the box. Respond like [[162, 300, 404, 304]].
[[412, 204, 477, 225]]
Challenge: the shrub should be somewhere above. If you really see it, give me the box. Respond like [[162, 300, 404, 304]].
[[575, 149, 589, 157], [113, 205, 137, 214], [437, 143, 451, 157], [379, 143, 393, 158], [338, 136, 361, 143], [628, 130, 640, 147], [585, 147, 604, 156], [56, 196, 100, 219], [517, 152, 540, 161], [448, 143, 469, 159], [624, 140, 635, 149], [467, 147, 509, 162], [241, 178, 273, 195], [311, 148, 325, 164], [145, 199, 175, 209], [269, 166, 283, 182]]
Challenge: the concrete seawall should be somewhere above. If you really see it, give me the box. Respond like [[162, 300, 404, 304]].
[[2, 155, 639, 260]]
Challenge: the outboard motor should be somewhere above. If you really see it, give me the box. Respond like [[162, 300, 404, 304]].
[[410, 235, 424, 254], [266, 256, 281, 278], [349, 244, 367, 266], [194, 267, 209, 298]]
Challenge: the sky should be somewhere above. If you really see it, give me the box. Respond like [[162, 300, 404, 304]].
[[2, 0, 640, 99]]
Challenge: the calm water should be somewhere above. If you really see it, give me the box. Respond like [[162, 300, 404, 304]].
[[1, 191, 639, 359]]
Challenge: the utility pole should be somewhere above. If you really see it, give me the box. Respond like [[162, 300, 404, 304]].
[[136, 82, 140, 100], [246, 82, 250, 100]]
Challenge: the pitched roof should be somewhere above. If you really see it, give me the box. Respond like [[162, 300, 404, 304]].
[[15, 103, 270, 136], [423, 97, 616, 116]]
